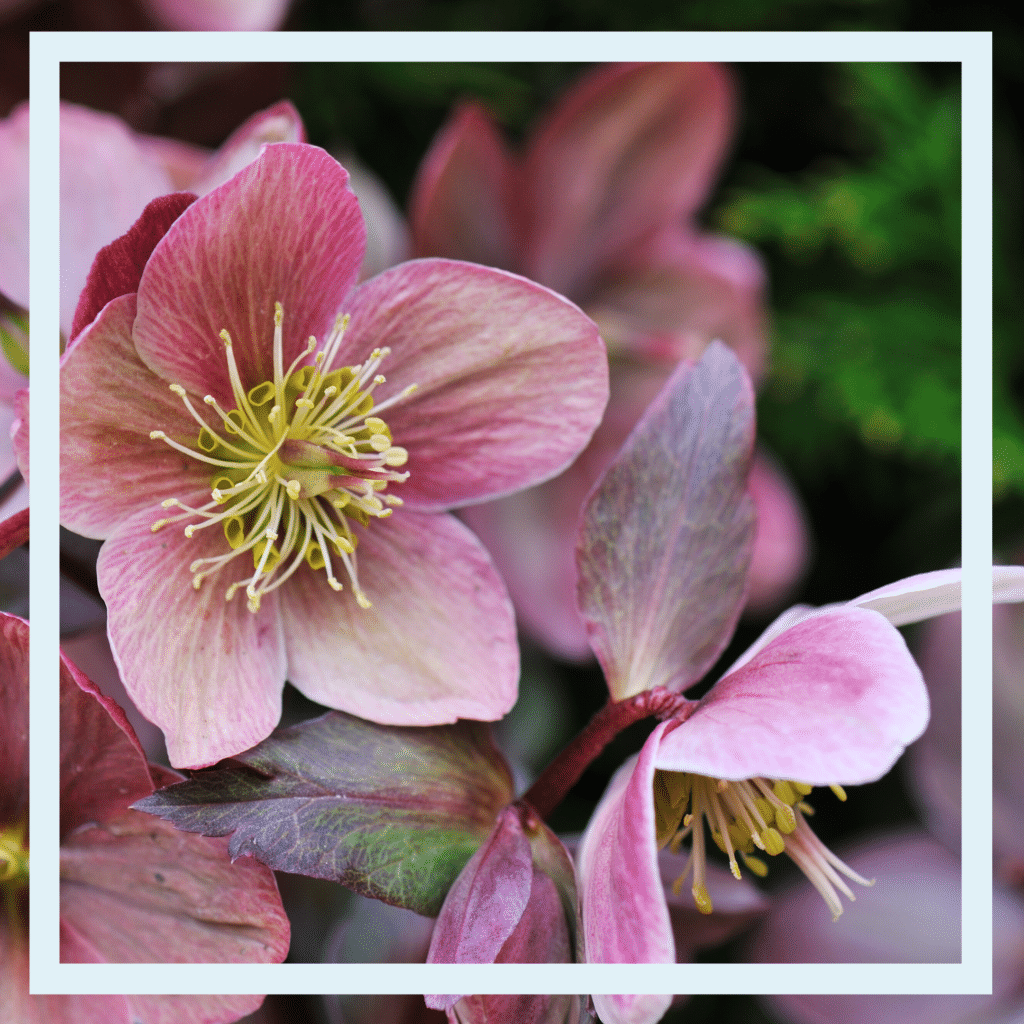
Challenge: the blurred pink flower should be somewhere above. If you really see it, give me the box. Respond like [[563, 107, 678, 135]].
[[0, 610, 290, 1023], [60, 142, 607, 767], [410, 61, 808, 659], [137, 0, 292, 30]]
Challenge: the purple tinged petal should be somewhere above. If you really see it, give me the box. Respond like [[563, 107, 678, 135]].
[[0, 102, 29, 310], [577, 722, 676, 972], [654, 607, 928, 785], [278, 510, 518, 726], [60, 293, 207, 539], [525, 63, 734, 296], [577, 341, 756, 699], [342, 258, 608, 511], [0, 612, 28, 826], [98, 506, 287, 769], [134, 144, 365, 408], [137, 0, 292, 30]]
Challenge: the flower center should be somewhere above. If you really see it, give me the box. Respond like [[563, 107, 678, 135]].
[[653, 770, 873, 920], [0, 820, 29, 891], [150, 302, 416, 612]]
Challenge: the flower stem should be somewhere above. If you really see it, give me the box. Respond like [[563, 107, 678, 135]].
[[523, 687, 691, 821]]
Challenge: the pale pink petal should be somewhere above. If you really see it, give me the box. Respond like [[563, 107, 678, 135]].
[[60, 808, 290, 964], [655, 607, 928, 785], [138, 0, 292, 30], [577, 722, 676, 973], [10, 385, 27, 486], [753, 832, 1024, 1024], [60, 103, 174, 336], [588, 228, 767, 384], [0, 611, 28, 825], [341, 151, 410, 281], [341, 258, 607, 511], [993, 599, 1024, 875], [60, 293, 206, 539], [278, 510, 518, 725], [409, 102, 518, 270], [134, 143, 364, 408], [137, 134, 211, 192], [577, 343, 755, 700], [0, 102, 29, 309], [525, 63, 734, 296], [426, 806, 534, 974], [744, 448, 810, 615], [97, 505, 287, 768], [187, 100, 306, 197]]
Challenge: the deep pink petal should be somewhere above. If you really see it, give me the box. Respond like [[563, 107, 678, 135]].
[[98, 505, 287, 768], [426, 806, 533, 973], [278, 510, 518, 725], [59, 647, 154, 839], [70, 192, 196, 344], [655, 607, 928, 785], [744, 448, 810, 615], [60, 808, 289, 964], [524, 63, 734, 296], [60, 293, 207, 539], [577, 342, 755, 700], [577, 722, 676, 970], [0, 612, 28, 826], [134, 143, 364, 408], [60, 102, 175, 336], [0, 102, 29, 309], [341, 258, 607, 511], [410, 101, 518, 270], [138, 0, 292, 30]]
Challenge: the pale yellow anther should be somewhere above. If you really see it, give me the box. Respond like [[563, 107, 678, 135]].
[[365, 417, 387, 433], [296, 398, 315, 409], [268, 405, 281, 424], [170, 383, 186, 396], [220, 328, 232, 346], [184, 525, 195, 537], [333, 494, 351, 510], [274, 301, 283, 326], [150, 430, 165, 440], [162, 498, 178, 509], [793, 782, 814, 796], [212, 489, 224, 502], [729, 859, 742, 880], [286, 480, 301, 500], [355, 590, 372, 609], [830, 784, 848, 802], [773, 781, 798, 806], [384, 447, 408, 467], [328, 576, 343, 591], [775, 804, 797, 834], [741, 853, 769, 878], [204, 395, 216, 405], [324, 386, 338, 397], [693, 883, 713, 915], [798, 801, 815, 815], [369, 433, 391, 452], [151, 521, 166, 532], [192, 576, 202, 590], [374, 374, 386, 385], [761, 827, 786, 856]]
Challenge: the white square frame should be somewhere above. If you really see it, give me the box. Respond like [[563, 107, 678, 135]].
[[31, 30, 992, 997]]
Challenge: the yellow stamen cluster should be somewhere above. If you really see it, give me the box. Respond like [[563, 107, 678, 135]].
[[0, 821, 29, 890], [150, 303, 417, 612], [654, 770, 870, 920]]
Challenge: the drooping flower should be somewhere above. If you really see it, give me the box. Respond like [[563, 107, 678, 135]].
[[571, 343, 1020, 1024], [60, 141, 607, 767], [410, 61, 808, 659]]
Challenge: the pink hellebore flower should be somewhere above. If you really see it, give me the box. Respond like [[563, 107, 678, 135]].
[[60, 142, 607, 768], [411, 61, 808, 659], [0, 611, 290, 1023], [569, 345, 992, 1024]]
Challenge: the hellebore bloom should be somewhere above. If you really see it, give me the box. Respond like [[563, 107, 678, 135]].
[[411, 61, 808, 658], [570, 344, 994, 1024], [60, 142, 607, 767], [0, 610, 290, 1023]]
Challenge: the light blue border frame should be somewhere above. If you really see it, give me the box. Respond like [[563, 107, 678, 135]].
[[31, 30, 991, 997]]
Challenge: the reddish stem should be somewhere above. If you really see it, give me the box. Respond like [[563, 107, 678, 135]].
[[0, 507, 29, 561], [523, 687, 690, 821]]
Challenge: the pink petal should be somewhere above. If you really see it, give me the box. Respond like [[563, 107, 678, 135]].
[[744, 447, 810, 615], [187, 100, 307, 198], [136, 134, 211, 192], [134, 144, 364, 409], [426, 806, 534, 973], [60, 293, 207, 539], [138, 0, 292, 30], [577, 343, 755, 700], [278, 510, 518, 725], [577, 722, 676, 971], [0, 102, 29, 310], [525, 63, 734, 296], [341, 258, 607, 511], [97, 505, 287, 768], [409, 102, 518, 270], [655, 607, 928, 785], [589, 228, 767, 384], [0, 612, 28, 826], [60, 808, 289, 964], [60, 102, 175, 337], [342, 151, 411, 282], [10, 385, 28, 486], [59, 647, 154, 838]]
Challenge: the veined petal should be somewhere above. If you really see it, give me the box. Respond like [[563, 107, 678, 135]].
[[279, 510, 518, 725], [525, 62, 734, 296], [410, 101, 519, 271], [577, 722, 676, 969], [577, 342, 755, 699], [60, 293, 205, 539], [342, 258, 607, 511], [655, 607, 928, 785], [0, 102, 29, 310], [97, 505, 287, 769], [134, 143, 365, 408], [0, 612, 28, 826]]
